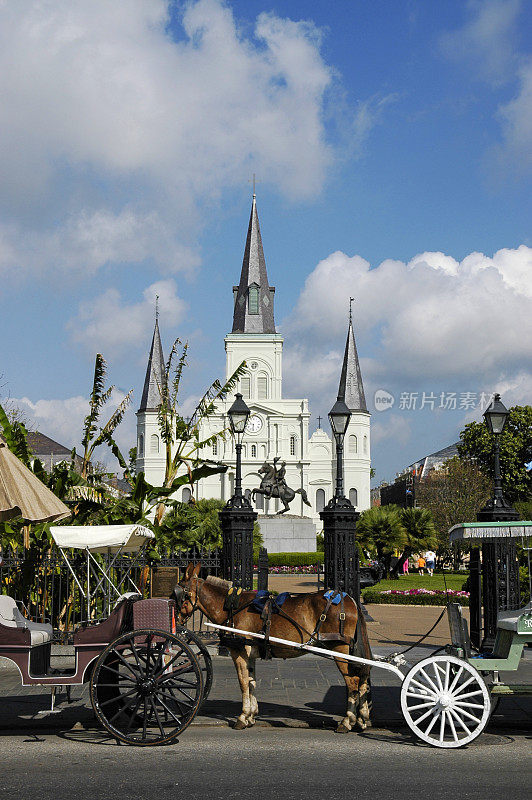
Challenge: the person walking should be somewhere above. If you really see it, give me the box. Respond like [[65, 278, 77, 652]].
[[416, 555, 425, 575], [425, 550, 436, 577]]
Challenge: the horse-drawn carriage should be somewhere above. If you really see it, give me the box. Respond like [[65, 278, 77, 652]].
[[0, 525, 211, 746]]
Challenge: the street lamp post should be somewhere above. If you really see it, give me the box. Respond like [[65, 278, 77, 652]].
[[320, 397, 360, 598], [219, 393, 257, 588], [472, 393, 520, 649]]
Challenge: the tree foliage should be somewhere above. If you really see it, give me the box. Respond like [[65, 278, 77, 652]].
[[416, 457, 491, 556], [457, 405, 532, 502], [356, 505, 407, 577]]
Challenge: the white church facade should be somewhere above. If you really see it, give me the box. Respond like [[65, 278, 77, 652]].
[[136, 194, 371, 529]]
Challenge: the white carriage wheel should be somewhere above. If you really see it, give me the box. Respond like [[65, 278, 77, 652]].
[[400, 654, 491, 748]]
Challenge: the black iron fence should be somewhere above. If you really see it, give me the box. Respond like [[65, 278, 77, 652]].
[[0, 547, 221, 638]]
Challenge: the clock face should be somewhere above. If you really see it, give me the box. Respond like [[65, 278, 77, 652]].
[[245, 414, 263, 434]]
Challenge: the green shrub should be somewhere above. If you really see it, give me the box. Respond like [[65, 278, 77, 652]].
[[266, 551, 324, 567]]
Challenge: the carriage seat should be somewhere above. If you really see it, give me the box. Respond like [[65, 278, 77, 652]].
[[497, 601, 532, 632], [0, 595, 53, 646]]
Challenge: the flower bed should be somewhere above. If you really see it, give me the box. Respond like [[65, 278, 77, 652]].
[[253, 564, 322, 574], [362, 588, 470, 606]]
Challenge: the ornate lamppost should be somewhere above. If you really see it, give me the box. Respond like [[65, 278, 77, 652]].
[[470, 394, 520, 648], [320, 397, 360, 597], [219, 393, 257, 588]]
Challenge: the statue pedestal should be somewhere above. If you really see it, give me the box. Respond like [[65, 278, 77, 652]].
[[258, 515, 316, 553]]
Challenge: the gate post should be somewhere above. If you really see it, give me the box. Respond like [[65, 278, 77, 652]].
[[320, 499, 360, 599], [219, 499, 257, 590], [257, 547, 269, 591]]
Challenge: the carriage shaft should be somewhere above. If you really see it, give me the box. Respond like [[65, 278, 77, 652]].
[[205, 622, 404, 679]]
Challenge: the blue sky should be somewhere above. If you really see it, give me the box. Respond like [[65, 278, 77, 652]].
[[1, 0, 531, 484]]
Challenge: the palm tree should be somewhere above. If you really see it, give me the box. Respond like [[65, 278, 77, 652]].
[[392, 507, 438, 577], [356, 505, 407, 578]]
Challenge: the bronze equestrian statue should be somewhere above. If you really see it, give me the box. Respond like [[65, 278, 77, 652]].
[[251, 457, 311, 514]]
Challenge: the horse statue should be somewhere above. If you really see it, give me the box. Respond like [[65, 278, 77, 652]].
[[251, 457, 311, 514], [175, 563, 372, 733]]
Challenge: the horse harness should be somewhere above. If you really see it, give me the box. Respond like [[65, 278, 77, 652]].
[[221, 587, 353, 659]]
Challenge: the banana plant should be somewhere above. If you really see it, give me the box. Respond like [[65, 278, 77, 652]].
[[155, 338, 246, 522], [80, 353, 133, 479]]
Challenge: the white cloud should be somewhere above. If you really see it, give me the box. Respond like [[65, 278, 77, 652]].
[[69, 279, 186, 356], [12, 390, 137, 469], [286, 244, 532, 392], [440, 1, 532, 173], [440, 0, 522, 84], [371, 414, 412, 447], [0, 0, 350, 285]]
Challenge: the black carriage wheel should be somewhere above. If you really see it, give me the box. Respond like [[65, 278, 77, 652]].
[[90, 629, 203, 746], [175, 624, 213, 701]]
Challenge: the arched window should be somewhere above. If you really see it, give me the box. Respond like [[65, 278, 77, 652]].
[[182, 487, 191, 503], [290, 435, 296, 456], [212, 439, 218, 457], [349, 488, 358, 507], [363, 435, 368, 454], [138, 434, 144, 457], [257, 375, 268, 400], [251, 444, 257, 458], [150, 434, 159, 454], [248, 285, 259, 314], [255, 491, 264, 511], [240, 376, 251, 399], [349, 434, 357, 454], [316, 488, 325, 512]]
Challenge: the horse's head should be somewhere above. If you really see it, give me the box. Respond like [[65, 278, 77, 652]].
[[173, 562, 201, 624]]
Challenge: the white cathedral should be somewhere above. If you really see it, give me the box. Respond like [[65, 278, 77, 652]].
[[136, 193, 371, 529]]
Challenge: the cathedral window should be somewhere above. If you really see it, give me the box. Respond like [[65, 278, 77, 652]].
[[316, 488, 325, 512], [349, 434, 357, 454], [241, 376, 251, 399], [251, 444, 257, 458], [248, 286, 259, 314], [363, 435, 368, 454], [182, 487, 191, 503], [212, 440, 218, 456], [349, 488, 358, 507], [150, 434, 159, 454], [290, 435, 296, 456], [138, 434, 144, 457], [255, 492, 264, 510], [257, 375, 268, 399]]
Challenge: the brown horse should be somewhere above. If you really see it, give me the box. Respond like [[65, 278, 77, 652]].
[[176, 564, 372, 733]]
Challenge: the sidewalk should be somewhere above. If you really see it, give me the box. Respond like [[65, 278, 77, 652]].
[[0, 600, 530, 736]]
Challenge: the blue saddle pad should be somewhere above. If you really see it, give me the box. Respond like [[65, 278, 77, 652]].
[[251, 590, 290, 614], [324, 590, 347, 605]]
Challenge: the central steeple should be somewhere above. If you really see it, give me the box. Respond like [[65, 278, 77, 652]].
[[232, 193, 276, 334], [337, 305, 368, 413]]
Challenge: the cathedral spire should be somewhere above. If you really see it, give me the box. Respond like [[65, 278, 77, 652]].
[[232, 192, 276, 334], [139, 311, 165, 412], [337, 303, 367, 413]]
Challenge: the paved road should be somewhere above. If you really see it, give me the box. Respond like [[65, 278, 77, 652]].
[[0, 726, 530, 800]]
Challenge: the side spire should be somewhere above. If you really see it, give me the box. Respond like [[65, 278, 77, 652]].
[[337, 301, 367, 413], [139, 310, 165, 412], [232, 191, 276, 334]]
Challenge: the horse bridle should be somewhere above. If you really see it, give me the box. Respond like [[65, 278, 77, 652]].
[[173, 575, 202, 621]]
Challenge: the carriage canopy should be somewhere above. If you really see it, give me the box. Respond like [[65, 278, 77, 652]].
[[50, 524, 154, 553]]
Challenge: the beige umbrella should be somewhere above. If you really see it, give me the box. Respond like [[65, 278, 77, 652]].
[[0, 436, 70, 523]]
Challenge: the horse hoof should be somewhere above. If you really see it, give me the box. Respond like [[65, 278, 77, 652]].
[[336, 723, 350, 734], [233, 720, 248, 730], [355, 719, 367, 731]]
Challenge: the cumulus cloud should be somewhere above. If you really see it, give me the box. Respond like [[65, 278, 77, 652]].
[[0, 0, 354, 285], [286, 244, 532, 396], [12, 390, 137, 469], [69, 279, 186, 356]]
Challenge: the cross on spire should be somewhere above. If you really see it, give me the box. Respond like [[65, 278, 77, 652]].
[[349, 297, 354, 323], [317, 415, 322, 429], [155, 294, 159, 322], [248, 173, 260, 197]]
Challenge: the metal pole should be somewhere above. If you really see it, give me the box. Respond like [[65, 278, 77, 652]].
[[335, 438, 344, 498], [235, 441, 243, 497], [493, 435, 503, 503]]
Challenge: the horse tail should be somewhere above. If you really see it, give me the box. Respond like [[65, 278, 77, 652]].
[[296, 488, 311, 506]]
